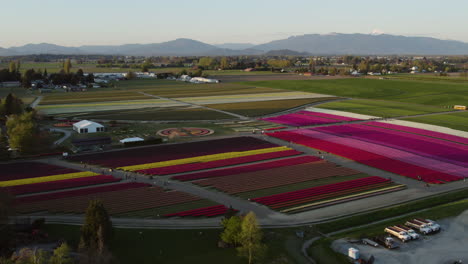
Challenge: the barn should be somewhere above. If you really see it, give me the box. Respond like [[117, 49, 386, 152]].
[[73, 120, 105, 134]]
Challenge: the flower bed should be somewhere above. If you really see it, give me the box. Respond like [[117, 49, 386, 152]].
[[0, 162, 78, 181], [364, 121, 468, 145], [251, 176, 391, 208], [164, 205, 233, 217], [3, 175, 120, 195], [120, 146, 291, 171], [262, 113, 342, 127], [316, 124, 468, 167], [172, 155, 320, 181], [139, 149, 301, 175], [0, 171, 99, 188], [69, 136, 277, 167], [267, 131, 461, 184]]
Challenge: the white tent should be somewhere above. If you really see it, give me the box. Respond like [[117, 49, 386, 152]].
[[119, 137, 144, 144], [73, 120, 105, 134]]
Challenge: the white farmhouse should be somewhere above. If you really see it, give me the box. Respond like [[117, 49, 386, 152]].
[[73, 120, 106, 134]]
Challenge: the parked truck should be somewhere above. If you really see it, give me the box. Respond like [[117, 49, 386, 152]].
[[415, 218, 440, 232], [384, 227, 411, 242], [405, 219, 432, 234], [394, 225, 420, 240], [373, 235, 399, 249], [362, 238, 379, 247]]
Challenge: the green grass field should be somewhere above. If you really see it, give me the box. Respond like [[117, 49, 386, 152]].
[[43, 225, 300, 264], [208, 97, 337, 117], [403, 111, 468, 132], [240, 78, 468, 107], [317, 99, 451, 117]]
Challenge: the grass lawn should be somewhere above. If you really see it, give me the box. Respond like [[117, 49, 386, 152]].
[[317, 99, 451, 117], [240, 78, 468, 107], [383, 73, 468, 84], [208, 97, 337, 117], [403, 111, 468, 132], [43, 225, 301, 264]]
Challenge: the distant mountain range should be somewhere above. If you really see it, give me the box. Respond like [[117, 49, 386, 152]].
[[1, 33, 468, 56]]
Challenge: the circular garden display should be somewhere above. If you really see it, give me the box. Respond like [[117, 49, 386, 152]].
[[157, 127, 214, 137]]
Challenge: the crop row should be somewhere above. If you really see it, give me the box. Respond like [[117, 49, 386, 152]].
[[316, 124, 468, 167], [0, 171, 99, 187], [364, 121, 468, 145], [138, 149, 301, 175], [267, 131, 461, 184], [3, 175, 120, 196], [172, 155, 320, 181], [297, 111, 360, 121], [262, 113, 343, 127], [252, 176, 390, 208], [194, 161, 359, 194], [164, 205, 232, 217], [15, 185, 201, 215], [296, 129, 468, 178], [120, 146, 291, 171], [69, 136, 276, 167], [0, 162, 78, 181]]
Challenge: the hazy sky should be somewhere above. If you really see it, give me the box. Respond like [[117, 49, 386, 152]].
[[1, 0, 468, 47]]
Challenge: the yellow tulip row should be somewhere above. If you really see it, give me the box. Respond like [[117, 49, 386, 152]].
[[0, 171, 99, 187], [119, 146, 292, 171]]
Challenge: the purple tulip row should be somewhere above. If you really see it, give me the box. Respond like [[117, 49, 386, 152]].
[[139, 149, 302, 175], [3, 175, 121, 196], [69, 137, 277, 167], [296, 111, 360, 121], [262, 113, 343, 127], [0, 162, 78, 181], [172, 155, 320, 181]]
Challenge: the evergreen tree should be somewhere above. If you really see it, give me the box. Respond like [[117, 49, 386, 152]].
[[64, 59, 72, 74]]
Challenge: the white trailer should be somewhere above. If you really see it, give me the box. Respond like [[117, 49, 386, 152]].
[[384, 227, 411, 242], [394, 225, 420, 239], [405, 220, 432, 234]]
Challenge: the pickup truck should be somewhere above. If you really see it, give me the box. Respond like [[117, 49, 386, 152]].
[[384, 227, 411, 242], [395, 225, 420, 240]]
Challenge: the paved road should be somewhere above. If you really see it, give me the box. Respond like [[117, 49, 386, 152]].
[[49, 128, 72, 145], [139, 91, 249, 120], [30, 96, 43, 108]]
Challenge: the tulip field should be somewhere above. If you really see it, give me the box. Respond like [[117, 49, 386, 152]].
[[261, 110, 360, 127]]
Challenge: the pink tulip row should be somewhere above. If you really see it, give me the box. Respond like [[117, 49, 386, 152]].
[[296, 129, 468, 177], [138, 149, 302, 175], [15, 182, 149, 204], [315, 124, 468, 168], [0, 162, 78, 181], [3, 175, 121, 196], [172, 155, 320, 181], [297, 111, 360, 121], [70, 137, 277, 167], [164, 205, 233, 217], [252, 176, 390, 206], [262, 113, 344, 127], [267, 131, 461, 184]]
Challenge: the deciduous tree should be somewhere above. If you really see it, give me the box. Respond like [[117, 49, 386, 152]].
[[237, 212, 266, 264]]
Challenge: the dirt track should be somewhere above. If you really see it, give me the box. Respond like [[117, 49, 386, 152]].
[[332, 210, 468, 264]]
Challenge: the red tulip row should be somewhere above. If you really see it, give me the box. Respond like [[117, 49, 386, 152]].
[[70, 136, 276, 167], [267, 131, 460, 184], [252, 176, 390, 207], [15, 182, 149, 204], [138, 149, 301, 175], [172, 155, 320, 181], [164, 205, 234, 217], [3, 175, 120, 196], [0, 162, 78, 181]]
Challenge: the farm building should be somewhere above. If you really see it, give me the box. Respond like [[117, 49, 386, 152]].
[[189, 77, 220, 83], [73, 120, 105, 134], [0, 81, 21, 88], [119, 137, 144, 144]]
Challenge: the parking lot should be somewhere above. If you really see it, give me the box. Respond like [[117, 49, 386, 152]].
[[332, 210, 468, 264]]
